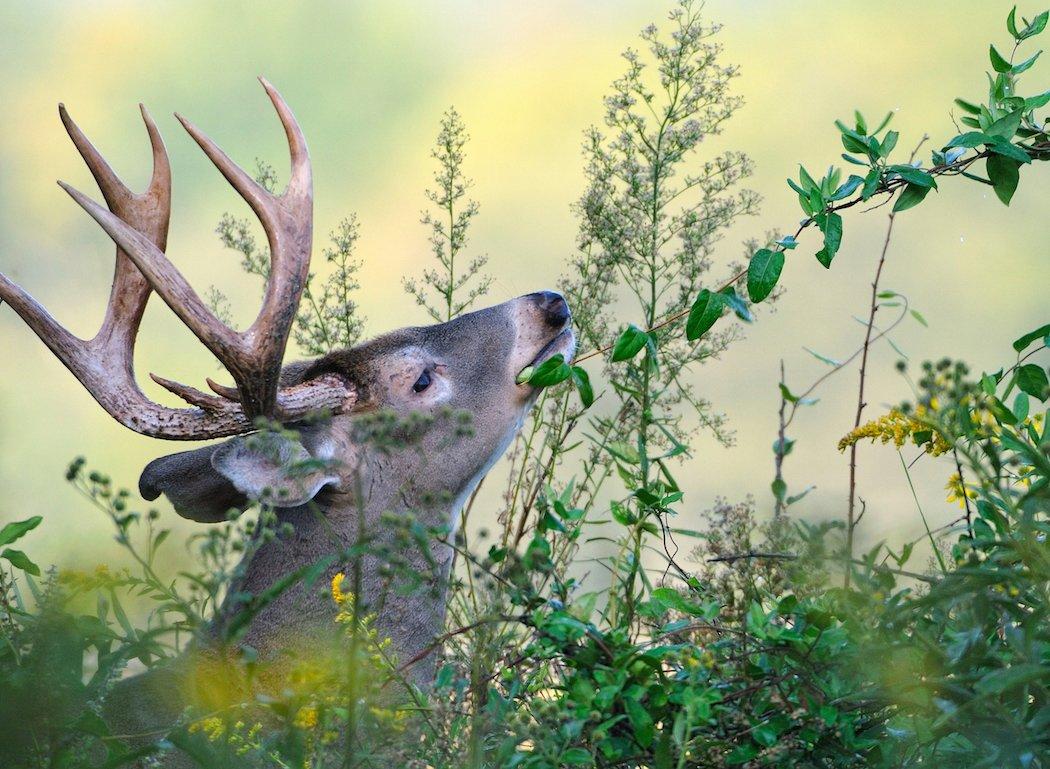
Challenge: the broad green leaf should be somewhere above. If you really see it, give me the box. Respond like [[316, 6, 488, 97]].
[[686, 289, 725, 341], [0, 516, 43, 548], [893, 182, 931, 212], [527, 354, 572, 387], [1, 548, 40, 576], [1013, 323, 1050, 352], [1016, 364, 1049, 400], [986, 109, 1023, 139], [815, 212, 842, 268], [987, 154, 1021, 205], [747, 248, 785, 303], [611, 324, 649, 362], [946, 131, 995, 148]]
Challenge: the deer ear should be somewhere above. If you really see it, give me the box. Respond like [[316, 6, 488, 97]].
[[139, 432, 340, 523]]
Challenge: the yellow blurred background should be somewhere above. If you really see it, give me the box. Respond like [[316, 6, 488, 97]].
[[0, 0, 1046, 575]]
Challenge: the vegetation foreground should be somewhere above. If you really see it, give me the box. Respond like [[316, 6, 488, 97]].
[[1, 3, 1048, 767]]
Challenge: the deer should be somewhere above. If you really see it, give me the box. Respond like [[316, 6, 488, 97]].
[[0, 80, 575, 746]]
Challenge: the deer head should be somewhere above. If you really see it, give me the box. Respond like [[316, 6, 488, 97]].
[[0, 82, 574, 699]]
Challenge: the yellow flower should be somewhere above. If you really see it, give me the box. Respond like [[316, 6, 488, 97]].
[[945, 473, 977, 508], [838, 408, 951, 456], [293, 706, 319, 730], [331, 572, 347, 605]]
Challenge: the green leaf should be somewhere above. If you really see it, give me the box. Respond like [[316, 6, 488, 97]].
[[1011, 49, 1042, 74], [987, 154, 1021, 205], [570, 366, 594, 408], [0, 516, 43, 548], [910, 309, 928, 327], [562, 748, 592, 765], [1008, 6, 1020, 37], [893, 182, 931, 212], [988, 139, 1032, 163], [975, 663, 1047, 694], [954, 97, 982, 115], [803, 347, 841, 366], [606, 442, 640, 465], [747, 249, 785, 303], [889, 165, 937, 189], [986, 109, 1023, 139], [611, 324, 650, 362], [1013, 323, 1050, 352], [720, 287, 753, 322], [528, 354, 572, 387], [776, 235, 798, 250], [946, 131, 995, 149], [1, 548, 40, 576], [1016, 364, 1049, 400], [685, 289, 725, 341], [771, 477, 787, 502], [1026, 89, 1050, 109], [1023, 11, 1049, 39], [815, 212, 842, 268], [990, 44, 1013, 73]]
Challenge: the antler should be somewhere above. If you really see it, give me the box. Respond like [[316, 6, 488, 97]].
[[0, 79, 355, 440]]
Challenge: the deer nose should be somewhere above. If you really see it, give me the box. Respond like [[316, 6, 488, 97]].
[[529, 290, 571, 328]]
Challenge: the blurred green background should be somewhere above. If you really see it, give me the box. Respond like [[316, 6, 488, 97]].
[[0, 0, 1046, 574]]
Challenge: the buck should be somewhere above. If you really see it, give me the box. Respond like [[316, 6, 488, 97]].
[[0, 80, 574, 740]]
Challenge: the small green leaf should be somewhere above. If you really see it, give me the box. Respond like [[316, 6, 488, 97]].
[[720, 287, 753, 322], [892, 182, 931, 212], [987, 154, 1021, 205], [0, 516, 43, 548], [1011, 49, 1042, 74], [571, 366, 595, 408], [990, 44, 1013, 72], [1007, 6, 1020, 38], [1, 548, 40, 576], [910, 309, 928, 327], [686, 289, 725, 341], [611, 324, 650, 362]]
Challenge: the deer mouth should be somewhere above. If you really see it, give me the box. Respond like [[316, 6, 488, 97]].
[[527, 327, 577, 369]]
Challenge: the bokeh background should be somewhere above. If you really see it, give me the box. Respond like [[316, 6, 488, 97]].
[[0, 0, 1046, 576]]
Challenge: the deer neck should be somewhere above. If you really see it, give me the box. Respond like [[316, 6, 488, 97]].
[[207, 450, 459, 685]]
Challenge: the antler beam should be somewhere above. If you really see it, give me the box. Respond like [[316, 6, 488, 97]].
[[0, 80, 355, 440]]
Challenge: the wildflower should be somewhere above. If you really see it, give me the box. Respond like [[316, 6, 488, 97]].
[[331, 572, 347, 605], [945, 473, 978, 508], [837, 408, 951, 455], [293, 706, 319, 730]]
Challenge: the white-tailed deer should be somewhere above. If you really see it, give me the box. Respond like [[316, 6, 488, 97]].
[[0, 80, 574, 741]]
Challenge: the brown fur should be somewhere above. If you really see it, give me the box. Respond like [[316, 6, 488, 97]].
[[109, 292, 574, 750]]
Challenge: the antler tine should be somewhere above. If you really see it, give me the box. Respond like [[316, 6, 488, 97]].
[[259, 76, 311, 201], [59, 103, 134, 210], [139, 104, 172, 203], [57, 181, 241, 355]]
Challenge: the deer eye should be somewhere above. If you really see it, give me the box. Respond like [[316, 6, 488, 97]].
[[412, 370, 432, 393]]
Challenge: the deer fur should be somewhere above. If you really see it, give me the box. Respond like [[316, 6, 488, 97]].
[[102, 291, 575, 742]]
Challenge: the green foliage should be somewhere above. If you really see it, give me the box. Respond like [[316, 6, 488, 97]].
[[1, 3, 1048, 769], [403, 107, 492, 322], [211, 161, 366, 356]]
